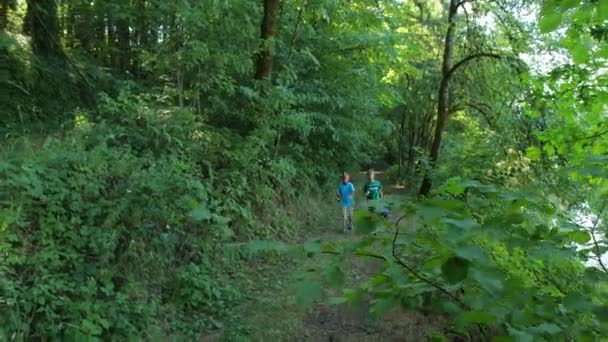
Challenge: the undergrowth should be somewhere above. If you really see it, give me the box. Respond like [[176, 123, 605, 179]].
[[0, 91, 339, 339]]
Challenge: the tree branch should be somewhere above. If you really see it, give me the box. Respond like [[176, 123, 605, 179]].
[[455, 0, 468, 10], [321, 249, 386, 261], [287, 0, 306, 59], [589, 201, 608, 273], [581, 129, 608, 141], [391, 215, 467, 307], [446, 53, 501, 81], [463, 101, 497, 129]]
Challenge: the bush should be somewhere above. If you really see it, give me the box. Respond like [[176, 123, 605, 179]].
[[0, 131, 244, 338], [385, 164, 401, 184]]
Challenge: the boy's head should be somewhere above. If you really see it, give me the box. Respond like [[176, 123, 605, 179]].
[[342, 172, 350, 183], [367, 168, 375, 180]]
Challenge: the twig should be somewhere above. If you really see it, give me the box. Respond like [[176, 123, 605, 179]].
[[446, 53, 502, 81], [580, 129, 608, 141], [589, 200, 608, 273], [391, 215, 467, 307], [287, 0, 306, 60], [321, 249, 386, 261]]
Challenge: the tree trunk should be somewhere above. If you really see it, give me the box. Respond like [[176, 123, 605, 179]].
[[254, 0, 281, 82], [24, 0, 64, 61], [116, 17, 130, 72], [73, 2, 92, 53], [107, 11, 116, 67], [132, 0, 147, 76], [397, 108, 407, 178], [419, 0, 458, 196], [92, 1, 106, 63]]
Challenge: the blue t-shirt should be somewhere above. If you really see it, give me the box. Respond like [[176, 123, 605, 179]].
[[338, 182, 355, 208]]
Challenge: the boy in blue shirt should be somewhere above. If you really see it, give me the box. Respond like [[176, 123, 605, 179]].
[[336, 173, 355, 232]]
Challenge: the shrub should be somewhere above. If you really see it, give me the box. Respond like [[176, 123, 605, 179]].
[[0, 91, 338, 339]]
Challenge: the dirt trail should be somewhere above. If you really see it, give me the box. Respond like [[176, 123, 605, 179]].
[[299, 172, 445, 341], [221, 171, 446, 341]]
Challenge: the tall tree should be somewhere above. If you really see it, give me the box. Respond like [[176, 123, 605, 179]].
[[254, 0, 281, 82], [115, 12, 130, 71], [418, 0, 500, 196], [418, 0, 458, 196], [23, 0, 64, 61]]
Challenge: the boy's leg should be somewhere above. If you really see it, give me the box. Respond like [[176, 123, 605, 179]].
[[342, 207, 348, 231], [347, 206, 354, 231]]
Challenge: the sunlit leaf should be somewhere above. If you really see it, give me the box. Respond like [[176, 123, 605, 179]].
[[539, 11, 563, 33], [568, 230, 591, 244], [526, 146, 541, 161]]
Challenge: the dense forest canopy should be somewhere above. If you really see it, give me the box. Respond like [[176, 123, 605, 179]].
[[1, 0, 608, 340]]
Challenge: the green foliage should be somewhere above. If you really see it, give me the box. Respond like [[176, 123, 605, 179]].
[[0, 106, 241, 338], [299, 177, 608, 340], [4, 0, 608, 339], [0, 89, 337, 338]]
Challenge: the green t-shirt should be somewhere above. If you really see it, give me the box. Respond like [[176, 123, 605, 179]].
[[364, 180, 382, 200]]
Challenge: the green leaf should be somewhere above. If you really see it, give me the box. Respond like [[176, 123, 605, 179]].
[[304, 239, 322, 254], [539, 11, 563, 33], [248, 240, 289, 253], [463, 310, 495, 324], [191, 205, 210, 221], [577, 331, 596, 342], [323, 264, 345, 288], [328, 296, 347, 305], [81, 319, 102, 335], [370, 297, 396, 318], [444, 218, 479, 231], [529, 323, 561, 335], [503, 211, 525, 225], [354, 210, 378, 234], [592, 305, 608, 321], [570, 41, 590, 64], [560, 0, 579, 10], [563, 294, 593, 311], [454, 245, 489, 265], [526, 146, 541, 161], [568, 230, 591, 244], [599, 0, 608, 21], [343, 288, 365, 308], [295, 278, 322, 308], [506, 327, 534, 342], [441, 256, 470, 284], [429, 333, 449, 342], [470, 267, 504, 293], [444, 178, 466, 194]]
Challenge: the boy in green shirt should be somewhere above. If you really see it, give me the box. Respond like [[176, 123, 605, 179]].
[[364, 169, 386, 217], [364, 169, 383, 201]]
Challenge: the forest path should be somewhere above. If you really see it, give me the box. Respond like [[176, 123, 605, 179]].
[[218, 172, 446, 341]]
